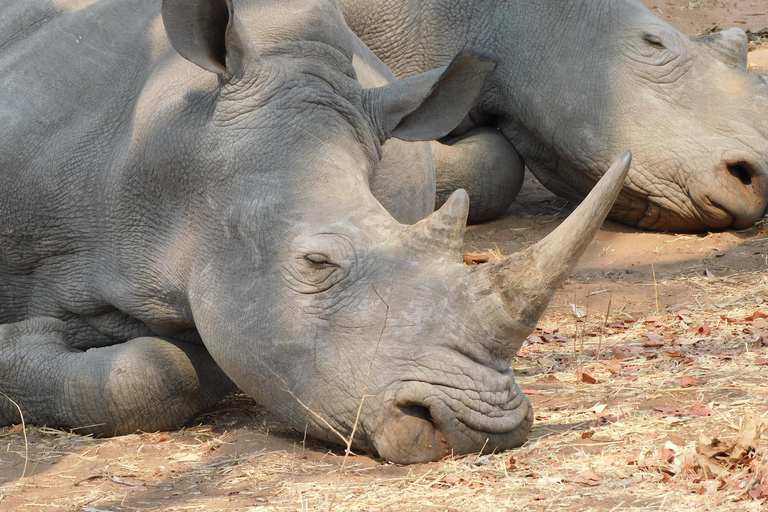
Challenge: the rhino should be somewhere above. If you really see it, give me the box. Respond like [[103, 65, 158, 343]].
[[0, 0, 631, 464], [336, 0, 768, 230]]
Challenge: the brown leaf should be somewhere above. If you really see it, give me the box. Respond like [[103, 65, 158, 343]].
[[688, 402, 713, 417], [8, 424, 24, 435], [579, 372, 597, 384], [753, 317, 768, 329], [573, 471, 602, 486], [645, 315, 668, 323], [681, 376, 699, 388], [697, 324, 711, 335], [644, 332, 664, 347], [505, 455, 517, 471], [521, 389, 544, 395], [438, 474, 466, 486], [663, 351, 684, 358], [756, 358, 768, 365], [462, 252, 490, 265], [612, 347, 630, 359], [581, 430, 596, 439], [752, 311, 768, 320]]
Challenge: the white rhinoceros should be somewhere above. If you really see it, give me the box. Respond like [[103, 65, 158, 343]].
[[336, 0, 768, 231], [0, 0, 630, 463]]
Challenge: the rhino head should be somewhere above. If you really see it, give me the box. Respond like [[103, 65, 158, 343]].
[[486, 0, 768, 231], [159, 0, 632, 464]]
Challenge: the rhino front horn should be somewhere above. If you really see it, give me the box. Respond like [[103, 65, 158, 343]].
[[403, 188, 469, 256], [474, 150, 632, 355]]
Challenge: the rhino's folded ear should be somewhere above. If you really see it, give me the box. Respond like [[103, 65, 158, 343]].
[[162, 0, 260, 80], [363, 51, 497, 142]]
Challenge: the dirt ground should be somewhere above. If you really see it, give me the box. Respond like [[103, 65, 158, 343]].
[[2, 2, 768, 511]]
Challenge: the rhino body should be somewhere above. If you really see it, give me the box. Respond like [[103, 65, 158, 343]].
[[336, 0, 768, 230], [0, 0, 631, 463]]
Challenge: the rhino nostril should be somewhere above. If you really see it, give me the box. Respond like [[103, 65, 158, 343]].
[[727, 163, 754, 186], [401, 405, 436, 427]]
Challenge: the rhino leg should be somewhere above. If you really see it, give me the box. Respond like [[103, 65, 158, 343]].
[[0, 317, 234, 436], [433, 127, 525, 223]]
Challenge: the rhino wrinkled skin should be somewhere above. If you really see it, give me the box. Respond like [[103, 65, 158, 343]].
[[0, 0, 631, 463], [336, 0, 768, 231]]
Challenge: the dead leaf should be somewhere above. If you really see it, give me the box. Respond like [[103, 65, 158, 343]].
[[573, 471, 601, 486], [704, 269, 717, 279], [612, 347, 630, 359], [697, 324, 711, 335], [681, 376, 699, 387], [663, 351, 683, 358], [581, 430, 596, 439], [688, 402, 713, 416], [579, 372, 597, 384], [8, 424, 24, 435], [645, 315, 667, 323], [169, 453, 201, 463], [505, 455, 517, 471], [521, 389, 544, 395], [438, 474, 467, 486], [644, 333, 663, 347], [462, 252, 491, 265], [752, 311, 768, 320], [753, 317, 768, 329]]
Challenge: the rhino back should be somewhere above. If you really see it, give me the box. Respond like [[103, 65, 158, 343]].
[[0, 0, 208, 326]]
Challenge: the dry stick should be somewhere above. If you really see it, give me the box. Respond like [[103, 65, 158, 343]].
[[596, 293, 613, 363], [327, 268, 396, 512], [340, 277, 392, 474], [652, 262, 660, 314], [1, 392, 29, 479]]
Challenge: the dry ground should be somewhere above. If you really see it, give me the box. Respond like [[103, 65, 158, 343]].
[[2, 1, 768, 511]]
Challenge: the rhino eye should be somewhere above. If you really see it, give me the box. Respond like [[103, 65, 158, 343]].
[[643, 35, 666, 51], [304, 253, 334, 269]]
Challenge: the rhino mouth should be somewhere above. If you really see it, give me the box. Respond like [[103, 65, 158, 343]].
[[370, 368, 533, 464]]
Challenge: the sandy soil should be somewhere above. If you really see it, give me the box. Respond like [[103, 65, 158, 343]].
[[1, 2, 768, 511]]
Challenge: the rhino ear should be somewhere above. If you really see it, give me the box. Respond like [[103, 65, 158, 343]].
[[697, 28, 749, 70], [162, 0, 259, 79], [363, 52, 496, 142]]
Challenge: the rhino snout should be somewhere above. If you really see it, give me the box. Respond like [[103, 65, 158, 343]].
[[371, 370, 533, 464], [703, 157, 768, 230]]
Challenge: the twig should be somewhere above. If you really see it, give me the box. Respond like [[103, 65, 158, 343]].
[[652, 262, 660, 314], [193, 450, 266, 469], [1, 392, 28, 479], [341, 267, 396, 474]]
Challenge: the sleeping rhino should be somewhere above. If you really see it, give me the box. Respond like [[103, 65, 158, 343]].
[[0, 0, 631, 463], [336, 0, 768, 230]]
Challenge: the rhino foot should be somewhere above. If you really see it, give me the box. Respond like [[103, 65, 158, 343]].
[[0, 317, 234, 436]]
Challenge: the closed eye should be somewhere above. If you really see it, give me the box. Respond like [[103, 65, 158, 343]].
[[643, 34, 666, 51], [305, 253, 335, 268]]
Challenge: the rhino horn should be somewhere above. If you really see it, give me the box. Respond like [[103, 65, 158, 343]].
[[402, 189, 469, 255], [474, 151, 632, 355]]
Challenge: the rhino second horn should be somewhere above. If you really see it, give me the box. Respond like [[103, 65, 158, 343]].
[[476, 150, 632, 354], [403, 188, 469, 255]]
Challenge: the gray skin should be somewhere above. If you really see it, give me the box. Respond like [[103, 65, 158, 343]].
[[0, 0, 631, 464], [336, 0, 768, 230]]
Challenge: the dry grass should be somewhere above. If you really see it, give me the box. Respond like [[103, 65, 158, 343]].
[[1, 269, 766, 511]]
